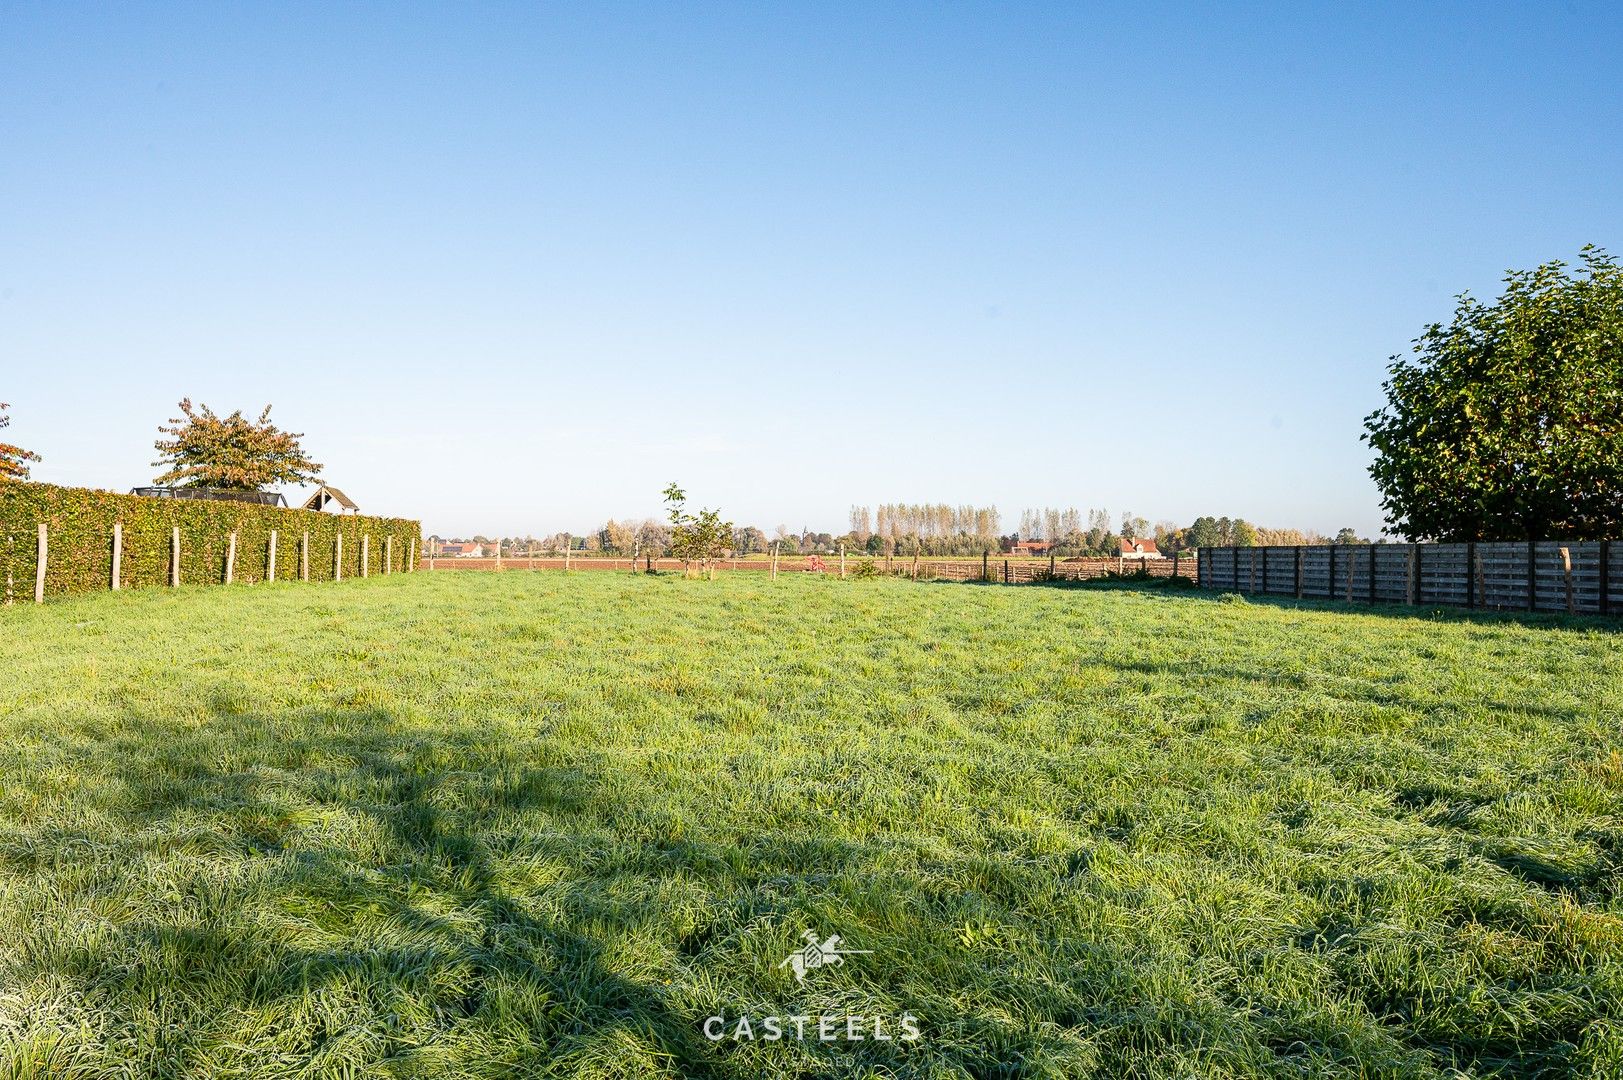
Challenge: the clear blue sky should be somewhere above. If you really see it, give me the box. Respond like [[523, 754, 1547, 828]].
[[4, 3, 1619, 539]]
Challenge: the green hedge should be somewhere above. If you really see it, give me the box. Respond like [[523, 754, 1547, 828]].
[[1, 481, 420, 602]]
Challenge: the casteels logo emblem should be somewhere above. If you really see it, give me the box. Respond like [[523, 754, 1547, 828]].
[[778, 929, 871, 984]]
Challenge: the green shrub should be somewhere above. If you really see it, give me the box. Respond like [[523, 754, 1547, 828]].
[[1, 481, 419, 601], [850, 558, 879, 578]]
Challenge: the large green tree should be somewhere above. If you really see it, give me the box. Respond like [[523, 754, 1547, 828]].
[[152, 400, 323, 490], [0, 401, 41, 481], [1363, 247, 1623, 540]]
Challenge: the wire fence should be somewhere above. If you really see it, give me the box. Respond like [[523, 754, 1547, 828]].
[[418, 548, 1194, 583]]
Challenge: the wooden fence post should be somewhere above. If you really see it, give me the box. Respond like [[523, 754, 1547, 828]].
[[1527, 539, 1537, 612], [34, 523, 46, 603], [335, 533, 343, 582], [840, 542, 846, 579], [1259, 547, 1267, 594], [1406, 543, 1417, 604], [1467, 539, 1480, 607], [1294, 546, 1303, 598], [1561, 546, 1573, 614], [361, 535, 370, 578], [427, 537, 435, 571], [496, 540, 504, 572], [225, 532, 237, 584], [561, 537, 567, 572], [983, 550, 989, 582], [171, 527, 181, 587], [408, 538, 416, 572], [301, 532, 309, 581], [1172, 551, 1180, 579], [1601, 540, 1611, 616], [111, 523, 122, 591], [268, 529, 278, 583], [1368, 544, 1377, 604], [1344, 546, 1354, 602], [771, 542, 779, 580], [385, 535, 393, 575], [1326, 544, 1334, 601]]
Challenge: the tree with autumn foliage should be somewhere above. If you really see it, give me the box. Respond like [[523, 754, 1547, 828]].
[[152, 399, 323, 490], [0, 401, 41, 481]]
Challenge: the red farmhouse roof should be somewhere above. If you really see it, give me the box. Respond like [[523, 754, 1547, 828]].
[[1119, 538, 1159, 554]]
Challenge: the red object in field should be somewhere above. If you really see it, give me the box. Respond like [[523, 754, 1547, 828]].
[[805, 554, 826, 573]]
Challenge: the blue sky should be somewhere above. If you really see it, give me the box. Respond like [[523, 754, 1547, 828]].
[[3, 3, 1619, 538]]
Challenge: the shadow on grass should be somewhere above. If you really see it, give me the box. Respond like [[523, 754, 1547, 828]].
[[15, 708, 744, 1077], [935, 572, 1623, 633], [8, 688, 1617, 1077], [15, 706, 1073, 1078]]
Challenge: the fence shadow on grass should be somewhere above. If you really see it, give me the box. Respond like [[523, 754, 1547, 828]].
[[945, 572, 1623, 633], [1175, 583, 1623, 633]]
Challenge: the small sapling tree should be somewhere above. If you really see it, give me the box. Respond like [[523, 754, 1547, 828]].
[[663, 482, 734, 580]]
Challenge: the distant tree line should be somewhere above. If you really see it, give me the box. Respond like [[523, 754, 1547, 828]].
[[1187, 517, 1367, 548], [437, 507, 1370, 560]]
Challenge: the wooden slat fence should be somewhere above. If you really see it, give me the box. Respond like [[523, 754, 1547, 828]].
[[1199, 541, 1620, 616]]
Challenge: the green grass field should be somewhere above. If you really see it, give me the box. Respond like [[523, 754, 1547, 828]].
[[2, 572, 1621, 1079]]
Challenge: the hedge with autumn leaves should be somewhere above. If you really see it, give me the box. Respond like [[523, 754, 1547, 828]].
[[1, 480, 420, 601]]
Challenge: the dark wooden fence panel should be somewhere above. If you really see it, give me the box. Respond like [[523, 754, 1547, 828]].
[[1198, 539, 1620, 616]]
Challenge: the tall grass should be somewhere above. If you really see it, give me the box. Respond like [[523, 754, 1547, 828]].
[[1, 573, 1619, 1077]]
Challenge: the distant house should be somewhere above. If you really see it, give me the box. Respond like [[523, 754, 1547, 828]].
[[1118, 537, 1163, 559], [1006, 539, 1054, 556], [440, 542, 486, 558]]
